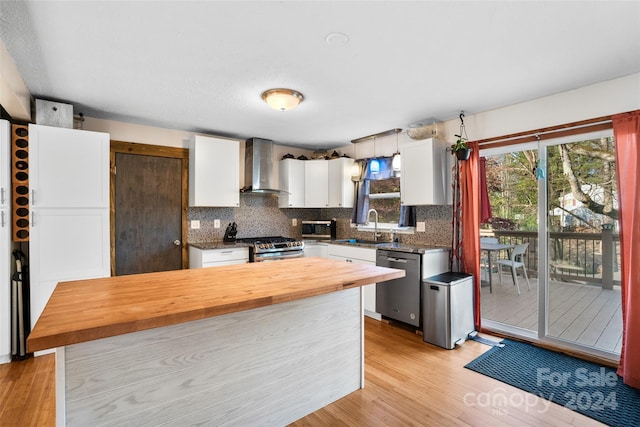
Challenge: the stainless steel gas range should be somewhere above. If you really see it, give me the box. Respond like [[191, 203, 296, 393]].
[[236, 236, 304, 262]]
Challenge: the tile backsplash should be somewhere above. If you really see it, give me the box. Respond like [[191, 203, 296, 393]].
[[189, 194, 453, 247], [188, 193, 320, 242], [321, 205, 453, 247]]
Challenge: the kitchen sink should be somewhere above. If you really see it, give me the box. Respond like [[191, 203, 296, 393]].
[[335, 239, 385, 246]]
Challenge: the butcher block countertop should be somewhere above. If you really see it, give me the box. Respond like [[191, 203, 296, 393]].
[[27, 257, 404, 352]]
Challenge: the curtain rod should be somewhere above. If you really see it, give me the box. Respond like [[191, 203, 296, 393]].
[[351, 128, 402, 144], [475, 115, 613, 149]]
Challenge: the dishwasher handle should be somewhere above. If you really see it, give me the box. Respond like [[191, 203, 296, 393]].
[[386, 257, 408, 263]]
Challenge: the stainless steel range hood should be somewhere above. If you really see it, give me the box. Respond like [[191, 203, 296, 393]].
[[241, 138, 287, 194]]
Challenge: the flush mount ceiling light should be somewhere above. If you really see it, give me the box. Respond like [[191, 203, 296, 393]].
[[261, 88, 304, 112], [325, 32, 349, 46]]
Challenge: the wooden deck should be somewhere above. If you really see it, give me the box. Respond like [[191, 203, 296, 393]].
[[480, 271, 622, 354]]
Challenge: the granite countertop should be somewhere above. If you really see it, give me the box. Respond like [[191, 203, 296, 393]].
[[190, 239, 451, 254], [189, 241, 253, 250], [375, 242, 451, 254], [327, 239, 451, 254]]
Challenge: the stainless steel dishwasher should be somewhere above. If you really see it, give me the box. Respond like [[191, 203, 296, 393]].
[[376, 250, 422, 327]]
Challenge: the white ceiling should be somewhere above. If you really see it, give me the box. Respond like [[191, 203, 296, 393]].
[[1, 1, 639, 150]]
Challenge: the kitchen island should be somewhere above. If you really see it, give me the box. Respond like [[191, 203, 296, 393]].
[[27, 257, 404, 426]]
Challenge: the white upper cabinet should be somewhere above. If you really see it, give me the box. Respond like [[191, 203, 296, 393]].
[[278, 158, 305, 208], [279, 157, 356, 209], [304, 160, 329, 208], [29, 125, 109, 208], [328, 157, 355, 208], [189, 135, 240, 207], [400, 138, 451, 206]]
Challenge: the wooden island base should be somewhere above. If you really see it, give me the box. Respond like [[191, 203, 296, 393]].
[[58, 288, 362, 426], [27, 257, 404, 426]]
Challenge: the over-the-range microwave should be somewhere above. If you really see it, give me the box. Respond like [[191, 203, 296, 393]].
[[301, 220, 336, 240]]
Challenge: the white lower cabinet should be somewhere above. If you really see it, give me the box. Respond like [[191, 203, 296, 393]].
[[189, 246, 249, 268], [303, 242, 328, 258], [327, 244, 379, 319]]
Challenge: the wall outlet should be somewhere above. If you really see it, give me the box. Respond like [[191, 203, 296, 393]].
[[416, 222, 426, 232], [213, 219, 220, 229], [191, 220, 201, 230], [292, 218, 297, 226]]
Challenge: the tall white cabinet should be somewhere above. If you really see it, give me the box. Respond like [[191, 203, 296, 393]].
[[29, 125, 110, 337], [0, 120, 10, 362]]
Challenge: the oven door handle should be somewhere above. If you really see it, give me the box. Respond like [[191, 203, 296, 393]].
[[254, 251, 305, 262]]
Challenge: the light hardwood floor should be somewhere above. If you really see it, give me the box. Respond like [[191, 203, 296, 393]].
[[481, 272, 622, 354], [1, 318, 605, 426]]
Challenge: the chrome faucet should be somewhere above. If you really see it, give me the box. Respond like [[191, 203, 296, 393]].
[[367, 208, 382, 241]]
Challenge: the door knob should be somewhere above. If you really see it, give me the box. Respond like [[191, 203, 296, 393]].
[[173, 240, 181, 246]]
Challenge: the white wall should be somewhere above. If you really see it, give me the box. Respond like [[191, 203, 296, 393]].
[[334, 73, 640, 157], [83, 117, 191, 148], [82, 116, 315, 188], [441, 73, 640, 143], [0, 39, 31, 121]]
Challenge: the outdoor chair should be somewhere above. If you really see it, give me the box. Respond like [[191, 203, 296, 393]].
[[496, 243, 531, 295], [480, 237, 498, 281]]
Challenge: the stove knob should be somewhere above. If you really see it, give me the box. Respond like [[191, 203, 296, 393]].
[[259, 244, 265, 249], [296, 241, 301, 246]]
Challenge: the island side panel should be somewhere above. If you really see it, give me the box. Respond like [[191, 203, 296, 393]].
[[60, 287, 363, 426]]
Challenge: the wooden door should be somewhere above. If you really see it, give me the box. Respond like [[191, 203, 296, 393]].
[[111, 141, 188, 276]]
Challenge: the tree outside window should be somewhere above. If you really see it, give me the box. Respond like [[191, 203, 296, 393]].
[[368, 177, 401, 224]]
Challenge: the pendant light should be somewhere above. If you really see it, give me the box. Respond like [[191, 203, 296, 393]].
[[369, 136, 380, 174], [392, 132, 401, 172]]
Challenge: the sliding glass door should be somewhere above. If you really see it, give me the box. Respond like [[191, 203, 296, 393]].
[[480, 129, 622, 360], [543, 133, 621, 355], [480, 143, 539, 337]]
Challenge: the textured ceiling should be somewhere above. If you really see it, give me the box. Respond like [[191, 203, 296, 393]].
[[1, 1, 639, 149]]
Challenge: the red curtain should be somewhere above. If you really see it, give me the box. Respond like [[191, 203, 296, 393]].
[[460, 142, 482, 329], [479, 157, 492, 224], [612, 110, 640, 389]]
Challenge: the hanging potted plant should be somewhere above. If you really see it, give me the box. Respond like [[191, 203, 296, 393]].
[[451, 112, 471, 160], [451, 134, 471, 160]]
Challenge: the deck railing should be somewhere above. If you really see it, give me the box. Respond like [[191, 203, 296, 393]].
[[482, 228, 620, 289]]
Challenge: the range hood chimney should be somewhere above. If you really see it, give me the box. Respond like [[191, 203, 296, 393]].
[[241, 138, 286, 194]]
